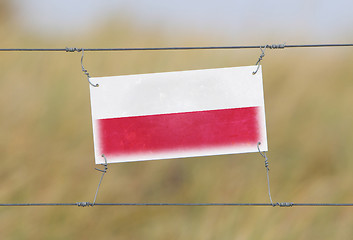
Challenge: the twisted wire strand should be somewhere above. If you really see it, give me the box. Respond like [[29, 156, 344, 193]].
[[257, 142, 274, 205], [92, 155, 108, 206], [80, 49, 99, 87], [252, 45, 267, 75]]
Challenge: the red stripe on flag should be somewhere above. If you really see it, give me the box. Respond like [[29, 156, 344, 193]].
[[98, 107, 260, 156]]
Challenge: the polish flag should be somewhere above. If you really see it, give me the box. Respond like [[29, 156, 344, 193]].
[[89, 66, 267, 164]]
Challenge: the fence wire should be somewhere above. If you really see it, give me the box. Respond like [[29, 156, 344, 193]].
[[1, 202, 353, 207], [0, 43, 352, 52]]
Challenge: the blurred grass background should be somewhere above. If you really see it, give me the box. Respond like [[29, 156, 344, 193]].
[[1, 1, 353, 239]]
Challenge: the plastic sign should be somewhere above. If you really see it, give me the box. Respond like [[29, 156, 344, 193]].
[[89, 66, 268, 164]]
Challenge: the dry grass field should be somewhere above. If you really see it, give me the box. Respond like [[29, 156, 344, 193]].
[[1, 12, 353, 240]]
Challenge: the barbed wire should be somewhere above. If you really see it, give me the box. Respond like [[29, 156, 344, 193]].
[[0, 43, 352, 52]]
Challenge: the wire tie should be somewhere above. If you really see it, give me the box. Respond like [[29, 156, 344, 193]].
[[267, 43, 286, 49], [95, 154, 108, 173], [252, 43, 285, 75], [92, 154, 109, 206], [80, 49, 99, 87], [276, 202, 294, 207], [65, 47, 82, 52], [252, 45, 267, 75], [76, 202, 92, 207], [257, 142, 274, 205]]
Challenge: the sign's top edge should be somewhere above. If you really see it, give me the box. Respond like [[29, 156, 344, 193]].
[[90, 65, 260, 80]]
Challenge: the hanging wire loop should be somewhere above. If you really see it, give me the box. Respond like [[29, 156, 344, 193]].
[[79, 49, 99, 87], [257, 142, 274, 206], [252, 46, 267, 75], [92, 154, 109, 206], [252, 44, 285, 75]]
